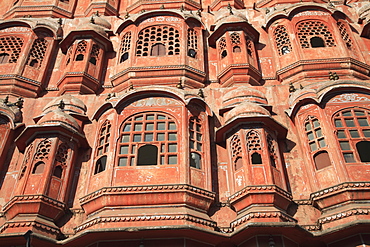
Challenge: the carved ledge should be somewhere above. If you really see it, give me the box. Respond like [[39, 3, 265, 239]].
[[0, 220, 60, 235], [319, 208, 370, 224], [310, 182, 370, 201], [231, 211, 296, 228], [74, 214, 216, 233]]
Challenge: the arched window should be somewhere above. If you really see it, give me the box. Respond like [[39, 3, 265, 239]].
[[334, 109, 370, 163], [230, 134, 243, 170], [118, 112, 178, 166], [0, 36, 24, 63], [27, 38, 48, 69], [305, 116, 330, 169], [219, 37, 227, 59], [297, 20, 335, 48], [246, 131, 262, 164], [0, 53, 9, 64], [136, 25, 180, 56], [187, 29, 198, 58], [75, 40, 87, 61], [189, 116, 203, 169], [94, 121, 111, 173], [337, 21, 354, 51], [274, 25, 292, 56], [89, 44, 100, 65], [32, 161, 45, 174], [120, 32, 131, 63], [53, 165, 63, 178]]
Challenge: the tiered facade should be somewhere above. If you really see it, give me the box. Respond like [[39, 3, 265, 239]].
[[0, 0, 369, 246]]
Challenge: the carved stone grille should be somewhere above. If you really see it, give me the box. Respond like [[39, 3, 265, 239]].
[[231, 134, 243, 170], [187, 29, 198, 50], [337, 21, 353, 50], [55, 143, 69, 166], [120, 32, 131, 63], [27, 38, 48, 69], [97, 120, 111, 156], [274, 25, 292, 56], [230, 32, 241, 45], [297, 21, 335, 48], [35, 139, 52, 160], [89, 44, 100, 65], [246, 131, 261, 152], [267, 134, 277, 167], [246, 39, 254, 58], [76, 41, 87, 54], [136, 25, 180, 56], [0, 36, 24, 63]]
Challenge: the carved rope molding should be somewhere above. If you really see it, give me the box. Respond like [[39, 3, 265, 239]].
[[229, 185, 292, 202], [0, 221, 61, 234], [2, 195, 66, 212], [79, 184, 216, 204], [318, 208, 370, 224], [310, 182, 370, 201], [230, 211, 296, 228], [74, 214, 217, 233]]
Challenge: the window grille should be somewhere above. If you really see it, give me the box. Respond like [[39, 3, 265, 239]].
[[297, 21, 335, 48], [27, 38, 48, 69], [0, 36, 24, 63], [274, 25, 292, 56], [231, 134, 243, 170], [189, 116, 202, 169], [120, 32, 131, 63]]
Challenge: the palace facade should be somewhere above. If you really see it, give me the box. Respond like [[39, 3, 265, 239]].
[[0, 0, 369, 246]]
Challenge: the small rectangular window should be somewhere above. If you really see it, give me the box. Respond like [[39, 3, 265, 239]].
[[118, 157, 128, 166]]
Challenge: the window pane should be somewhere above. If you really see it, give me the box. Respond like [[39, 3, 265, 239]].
[[358, 118, 369, 127], [337, 130, 346, 138], [146, 123, 154, 131], [197, 143, 202, 151], [157, 133, 165, 141], [196, 133, 202, 141], [305, 122, 312, 131], [118, 157, 128, 166], [145, 133, 153, 141], [190, 140, 194, 149], [121, 134, 130, 143], [319, 139, 326, 148], [354, 111, 365, 116], [123, 124, 131, 132], [130, 157, 135, 166], [146, 115, 155, 120], [196, 124, 201, 132], [98, 147, 103, 156], [313, 119, 319, 128], [307, 132, 314, 141], [99, 138, 104, 145], [343, 153, 355, 163], [157, 115, 166, 120], [157, 122, 165, 130], [134, 134, 141, 142], [135, 116, 143, 121], [168, 144, 177, 152], [168, 133, 177, 141], [315, 129, 322, 138], [310, 142, 317, 151], [132, 145, 136, 153], [160, 156, 164, 165], [335, 119, 343, 127], [120, 146, 129, 154], [340, 141, 351, 150], [349, 130, 360, 138], [168, 155, 177, 164], [134, 123, 142, 131], [343, 111, 352, 116], [364, 129, 370, 137], [189, 123, 194, 130], [168, 122, 176, 130], [345, 119, 355, 127]]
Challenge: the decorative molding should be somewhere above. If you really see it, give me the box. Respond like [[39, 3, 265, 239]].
[[310, 182, 370, 201], [330, 93, 370, 103], [229, 185, 292, 202], [80, 184, 215, 204], [319, 208, 370, 224], [302, 224, 321, 231], [3, 195, 66, 212], [74, 214, 216, 233], [294, 199, 313, 205], [0, 74, 41, 85], [230, 211, 296, 228], [0, 220, 60, 234]]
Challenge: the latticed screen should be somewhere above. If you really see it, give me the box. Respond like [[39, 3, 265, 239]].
[[305, 116, 326, 152], [89, 44, 100, 65], [297, 21, 335, 48], [267, 135, 277, 167], [230, 134, 243, 170], [120, 32, 131, 63], [246, 130, 262, 164], [219, 37, 227, 58], [136, 25, 180, 56], [0, 36, 24, 63], [97, 121, 111, 157], [334, 109, 370, 163], [75, 40, 87, 60], [337, 21, 353, 50], [189, 116, 202, 168], [274, 25, 292, 56], [118, 113, 178, 166], [27, 38, 48, 69], [187, 29, 198, 50]]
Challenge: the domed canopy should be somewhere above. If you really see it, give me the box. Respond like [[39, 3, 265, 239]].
[[224, 101, 271, 124], [38, 109, 80, 132], [43, 95, 87, 115], [222, 86, 268, 108]]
